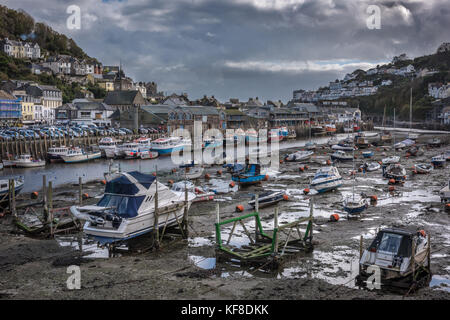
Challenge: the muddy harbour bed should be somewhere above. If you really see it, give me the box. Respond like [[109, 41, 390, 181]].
[[0, 132, 449, 300]]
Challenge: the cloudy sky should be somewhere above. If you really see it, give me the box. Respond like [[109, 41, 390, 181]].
[[2, 0, 449, 102]]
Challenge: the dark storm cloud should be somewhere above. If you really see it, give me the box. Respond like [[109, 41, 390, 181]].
[[1, 0, 449, 102]]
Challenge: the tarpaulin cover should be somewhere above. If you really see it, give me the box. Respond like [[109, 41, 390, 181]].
[[105, 171, 155, 195], [97, 194, 145, 218]]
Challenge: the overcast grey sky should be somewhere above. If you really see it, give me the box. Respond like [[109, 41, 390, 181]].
[[2, 0, 449, 102]]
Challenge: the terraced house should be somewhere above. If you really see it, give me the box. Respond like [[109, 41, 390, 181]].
[[0, 38, 40, 59]]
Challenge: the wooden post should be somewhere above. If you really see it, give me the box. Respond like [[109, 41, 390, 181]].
[[254, 194, 259, 240], [412, 238, 416, 281], [78, 177, 83, 206], [182, 180, 189, 238], [274, 206, 279, 253], [48, 181, 53, 235], [42, 175, 48, 221], [154, 170, 159, 249], [427, 233, 431, 273], [8, 179, 12, 213], [359, 235, 363, 259], [11, 179, 16, 217]]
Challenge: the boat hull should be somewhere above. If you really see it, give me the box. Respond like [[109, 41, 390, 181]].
[[62, 152, 101, 163], [311, 178, 343, 193]]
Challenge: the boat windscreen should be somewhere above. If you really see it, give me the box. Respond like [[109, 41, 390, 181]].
[[97, 195, 145, 218], [377, 233, 403, 254]]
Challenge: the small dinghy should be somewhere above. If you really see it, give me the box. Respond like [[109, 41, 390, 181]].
[[356, 227, 431, 289], [248, 191, 287, 208], [362, 151, 374, 158], [327, 137, 339, 146], [304, 141, 317, 150], [427, 138, 441, 147], [382, 155, 400, 165], [330, 150, 353, 162], [331, 143, 354, 152], [232, 163, 267, 187], [180, 162, 204, 180], [383, 163, 407, 182], [439, 180, 450, 203], [171, 180, 215, 203], [343, 194, 368, 215], [139, 150, 159, 159], [0, 177, 25, 200], [360, 162, 380, 172], [284, 150, 314, 162], [431, 155, 446, 167], [414, 163, 433, 174]]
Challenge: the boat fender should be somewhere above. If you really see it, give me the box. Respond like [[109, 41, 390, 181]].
[[101, 179, 107, 185], [326, 160, 331, 165], [388, 186, 395, 192], [303, 188, 310, 195], [264, 174, 269, 181], [205, 173, 211, 180], [329, 214, 339, 222], [283, 194, 289, 201], [229, 181, 235, 188], [370, 195, 378, 202], [279, 160, 284, 164], [217, 170, 222, 176], [236, 205, 244, 212], [172, 168, 177, 173], [152, 172, 157, 176], [82, 193, 89, 200], [388, 179, 395, 185], [304, 165, 309, 170], [419, 230, 426, 237], [299, 166, 304, 172], [31, 191, 39, 199]]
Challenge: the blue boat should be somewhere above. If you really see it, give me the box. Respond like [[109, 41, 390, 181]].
[[362, 151, 374, 158], [232, 164, 267, 186]]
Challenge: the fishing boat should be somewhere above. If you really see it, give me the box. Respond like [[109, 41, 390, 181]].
[[279, 127, 289, 139], [232, 163, 267, 187], [330, 150, 353, 162], [151, 137, 186, 156], [360, 162, 380, 172], [135, 137, 152, 149], [305, 141, 317, 150], [284, 150, 314, 162], [310, 166, 342, 193], [1, 157, 15, 167], [383, 163, 407, 182], [395, 139, 415, 150], [98, 137, 120, 158], [70, 171, 196, 245], [362, 151, 374, 158], [431, 155, 446, 167], [116, 142, 139, 158], [405, 146, 423, 157], [13, 154, 46, 168], [0, 177, 25, 200], [325, 124, 336, 134], [248, 191, 287, 208], [414, 163, 433, 174], [61, 148, 101, 163], [356, 227, 430, 289], [439, 180, 450, 203], [47, 146, 69, 162]]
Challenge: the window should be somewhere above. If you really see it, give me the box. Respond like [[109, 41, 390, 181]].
[[378, 233, 402, 254]]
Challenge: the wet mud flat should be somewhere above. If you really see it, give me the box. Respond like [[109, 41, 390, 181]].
[[1, 134, 450, 300]]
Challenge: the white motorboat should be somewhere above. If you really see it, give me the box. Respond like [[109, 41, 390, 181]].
[[382, 155, 400, 165], [331, 143, 354, 151], [13, 154, 46, 168], [180, 162, 204, 180], [138, 150, 159, 160], [0, 176, 24, 198], [284, 150, 314, 162], [414, 163, 433, 174], [343, 194, 368, 215], [70, 171, 196, 244], [327, 136, 339, 146], [361, 162, 381, 172], [61, 148, 101, 163], [151, 137, 186, 156], [117, 142, 139, 158], [330, 150, 353, 162], [310, 166, 342, 193], [357, 227, 430, 289]]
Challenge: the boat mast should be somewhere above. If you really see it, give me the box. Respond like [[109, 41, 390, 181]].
[[393, 108, 396, 158], [409, 87, 412, 131]]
